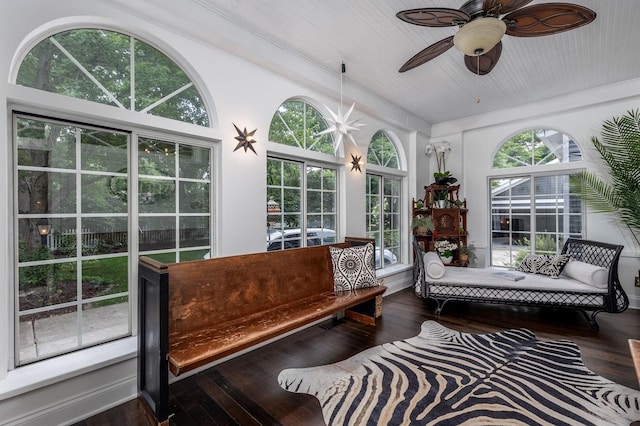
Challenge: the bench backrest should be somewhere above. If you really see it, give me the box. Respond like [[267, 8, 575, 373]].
[[165, 243, 350, 338]]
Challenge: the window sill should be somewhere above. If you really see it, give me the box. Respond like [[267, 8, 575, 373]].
[[0, 336, 137, 400], [376, 263, 412, 279]]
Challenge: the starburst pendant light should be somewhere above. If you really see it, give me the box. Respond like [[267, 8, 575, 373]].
[[315, 62, 364, 154]]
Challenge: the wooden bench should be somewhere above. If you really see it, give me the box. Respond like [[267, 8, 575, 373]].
[[138, 240, 387, 424]]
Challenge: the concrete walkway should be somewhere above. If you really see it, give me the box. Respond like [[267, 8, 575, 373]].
[[19, 303, 129, 363]]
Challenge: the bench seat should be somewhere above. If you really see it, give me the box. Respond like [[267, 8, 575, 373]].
[[139, 240, 386, 424], [168, 286, 386, 376]]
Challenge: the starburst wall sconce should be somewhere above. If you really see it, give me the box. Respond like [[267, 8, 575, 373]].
[[350, 154, 363, 173], [233, 123, 258, 155]]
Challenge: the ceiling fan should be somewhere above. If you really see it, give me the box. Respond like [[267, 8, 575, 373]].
[[397, 0, 596, 75]]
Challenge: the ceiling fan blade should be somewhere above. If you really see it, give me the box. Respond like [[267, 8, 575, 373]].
[[464, 40, 502, 75], [396, 8, 469, 27], [399, 36, 455, 73], [504, 3, 596, 37], [483, 0, 534, 17]]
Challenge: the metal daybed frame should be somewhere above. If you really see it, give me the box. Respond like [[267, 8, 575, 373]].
[[413, 238, 628, 328]]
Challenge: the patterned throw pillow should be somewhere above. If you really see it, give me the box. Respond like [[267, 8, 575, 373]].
[[330, 243, 379, 292], [516, 254, 571, 278]]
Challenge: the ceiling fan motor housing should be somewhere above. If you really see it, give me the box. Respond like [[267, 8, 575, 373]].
[[453, 17, 506, 56]]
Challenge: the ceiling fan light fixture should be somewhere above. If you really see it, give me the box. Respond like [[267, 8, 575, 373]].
[[453, 17, 506, 56]]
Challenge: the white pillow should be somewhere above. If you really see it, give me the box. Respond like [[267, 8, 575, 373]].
[[423, 251, 446, 279], [562, 260, 608, 289]]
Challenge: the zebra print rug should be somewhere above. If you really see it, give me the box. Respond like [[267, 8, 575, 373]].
[[278, 321, 640, 425]]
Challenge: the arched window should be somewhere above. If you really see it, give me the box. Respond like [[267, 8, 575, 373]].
[[489, 128, 583, 267], [493, 128, 581, 169], [266, 100, 338, 252], [268, 100, 334, 154], [12, 28, 214, 365], [366, 131, 401, 269], [17, 29, 209, 126], [367, 130, 399, 169]]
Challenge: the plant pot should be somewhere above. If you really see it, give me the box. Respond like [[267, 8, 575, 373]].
[[459, 254, 469, 265], [440, 255, 453, 264], [435, 200, 446, 208]]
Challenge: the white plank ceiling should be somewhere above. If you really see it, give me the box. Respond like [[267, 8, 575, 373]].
[[115, 0, 640, 125]]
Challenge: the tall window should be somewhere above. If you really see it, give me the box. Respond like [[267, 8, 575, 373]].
[[266, 158, 337, 251], [490, 129, 583, 266], [267, 100, 338, 250], [13, 28, 213, 365], [17, 29, 209, 126], [16, 116, 131, 365], [366, 131, 401, 269]]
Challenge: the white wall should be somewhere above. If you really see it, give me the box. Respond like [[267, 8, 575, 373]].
[[0, 1, 423, 424], [430, 78, 640, 310]]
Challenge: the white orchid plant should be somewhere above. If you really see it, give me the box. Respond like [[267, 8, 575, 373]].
[[435, 240, 458, 258], [425, 140, 452, 174]]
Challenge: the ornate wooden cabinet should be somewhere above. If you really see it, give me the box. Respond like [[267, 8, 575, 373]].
[[412, 184, 468, 266]]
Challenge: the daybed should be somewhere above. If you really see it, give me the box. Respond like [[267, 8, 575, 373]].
[[412, 238, 628, 328]]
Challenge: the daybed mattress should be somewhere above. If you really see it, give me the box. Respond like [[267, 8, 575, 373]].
[[424, 267, 606, 306]]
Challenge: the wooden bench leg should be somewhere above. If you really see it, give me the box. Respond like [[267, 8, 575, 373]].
[[345, 296, 382, 325]]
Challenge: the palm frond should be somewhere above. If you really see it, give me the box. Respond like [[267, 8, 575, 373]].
[[574, 109, 640, 246]]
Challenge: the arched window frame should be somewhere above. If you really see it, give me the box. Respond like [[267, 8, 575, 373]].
[[365, 130, 406, 269], [266, 98, 343, 252], [8, 24, 218, 368], [488, 127, 585, 267], [13, 26, 214, 128]]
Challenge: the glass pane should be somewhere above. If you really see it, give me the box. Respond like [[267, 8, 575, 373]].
[[268, 101, 332, 154], [17, 34, 126, 108], [283, 214, 300, 230], [82, 175, 128, 214], [179, 216, 210, 248], [134, 41, 191, 113], [307, 166, 322, 189], [283, 188, 301, 212], [322, 215, 336, 234], [82, 296, 130, 346], [18, 171, 76, 214], [283, 161, 302, 187], [139, 138, 176, 177], [82, 257, 128, 298], [179, 181, 210, 213], [19, 261, 77, 311], [267, 159, 283, 186], [19, 305, 79, 363], [179, 145, 210, 180], [307, 191, 321, 213], [19, 217, 77, 261], [144, 252, 177, 264], [80, 217, 128, 255], [323, 169, 336, 191], [180, 249, 209, 262], [17, 119, 76, 169], [80, 129, 128, 172], [323, 192, 336, 212], [56, 29, 131, 108], [139, 178, 176, 213], [139, 216, 176, 251]]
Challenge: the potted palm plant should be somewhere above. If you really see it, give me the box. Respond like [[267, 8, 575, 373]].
[[459, 242, 477, 266], [570, 109, 640, 246]]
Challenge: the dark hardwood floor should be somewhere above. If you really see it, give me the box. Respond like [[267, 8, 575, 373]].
[[75, 288, 640, 425]]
